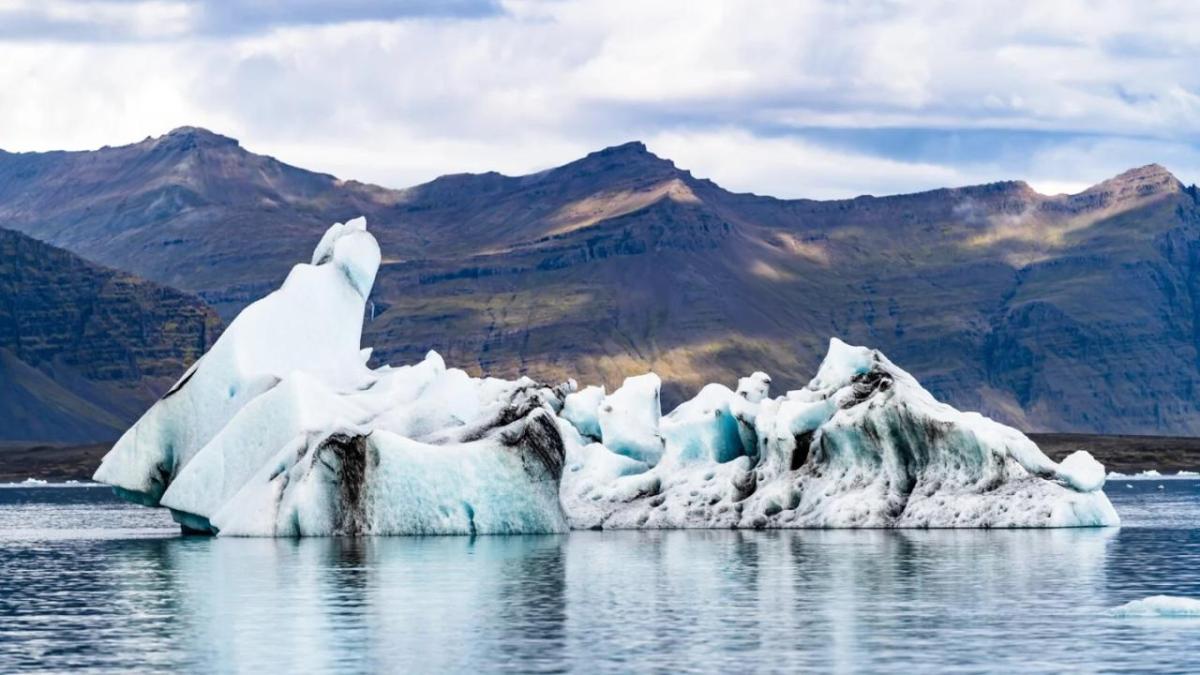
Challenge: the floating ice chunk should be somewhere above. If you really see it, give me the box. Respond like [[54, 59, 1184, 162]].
[[1107, 469, 1193, 481], [571, 338, 1119, 529], [598, 373, 665, 465], [1112, 596, 1200, 617], [1056, 451, 1106, 492], [561, 385, 605, 440], [94, 219, 1120, 536]]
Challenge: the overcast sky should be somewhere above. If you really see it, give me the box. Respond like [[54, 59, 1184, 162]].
[[1, 0, 1199, 198]]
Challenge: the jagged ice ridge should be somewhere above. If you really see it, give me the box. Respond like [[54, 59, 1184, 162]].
[[93, 219, 1119, 535]]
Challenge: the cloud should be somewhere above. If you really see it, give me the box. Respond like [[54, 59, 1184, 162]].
[[0, 0, 501, 42], [645, 129, 968, 200], [0, 1, 196, 42], [0, 0, 1197, 198]]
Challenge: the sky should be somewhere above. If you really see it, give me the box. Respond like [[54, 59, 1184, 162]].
[[1, 0, 1199, 199]]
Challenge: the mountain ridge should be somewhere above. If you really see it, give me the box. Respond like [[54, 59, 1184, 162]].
[[2, 126, 1199, 437]]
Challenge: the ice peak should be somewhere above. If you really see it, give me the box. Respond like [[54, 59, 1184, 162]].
[[809, 337, 874, 392]]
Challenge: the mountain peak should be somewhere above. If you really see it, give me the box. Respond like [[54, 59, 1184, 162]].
[[552, 141, 680, 185], [594, 140, 651, 156], [1079, 163, 1182, 200], [1111, 163, 1178, 184], [148, 126, 241, 151], [578, 141, 676, 166]]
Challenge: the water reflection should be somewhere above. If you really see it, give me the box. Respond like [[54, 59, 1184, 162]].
[[1, 485, 1199, 673]]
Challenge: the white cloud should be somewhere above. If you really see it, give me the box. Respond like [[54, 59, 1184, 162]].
[[0, 0, 1197, 197], [645, 129, 968, 200]]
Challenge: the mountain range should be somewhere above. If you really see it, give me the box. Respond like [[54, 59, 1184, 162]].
[[2, 126, 1199, 442], [0, 226, 219, 441]]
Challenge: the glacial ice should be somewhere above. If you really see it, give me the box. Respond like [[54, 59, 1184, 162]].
[[561, 338, 1118, 530], [1112, 596, 1200, 617], [93, 218, 1121, 535], [597, 373, 666, 464]]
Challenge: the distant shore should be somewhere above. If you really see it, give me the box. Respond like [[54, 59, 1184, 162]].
[[2, 433, 1199, 483], [1030, 433, 1200, 475], [0, 442, 111, 482]]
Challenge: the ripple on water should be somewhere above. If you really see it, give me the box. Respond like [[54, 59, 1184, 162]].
[[0, 483, 1197, 673]]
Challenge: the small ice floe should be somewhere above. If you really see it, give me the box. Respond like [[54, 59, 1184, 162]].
[[0, 478, 95, 488], [1107, 469, 1199, 481], [1112, 596, 1200, 617]]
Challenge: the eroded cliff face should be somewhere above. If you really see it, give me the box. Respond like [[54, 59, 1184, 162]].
[[2, 129, 1199, 435], [0, 227, 220, 441]]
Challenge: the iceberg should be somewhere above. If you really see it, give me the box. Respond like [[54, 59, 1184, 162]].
[[93, 218, 1120, 535], [1112, 596, 1200, 617], [562, 338, 1117, 530]]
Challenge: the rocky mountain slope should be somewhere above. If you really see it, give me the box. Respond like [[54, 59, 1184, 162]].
[[2, 128, 1199, 435], [0, 227, 220, 442], [0, 127, 400, 317]]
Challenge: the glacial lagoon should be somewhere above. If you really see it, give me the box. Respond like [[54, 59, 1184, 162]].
[[1, 482, 1198, 673]]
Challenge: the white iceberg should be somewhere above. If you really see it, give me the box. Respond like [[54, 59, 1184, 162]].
[[1112, 596, 1200, 617], [564, 338, 1118, 530], [93, 218, 1120, 536]]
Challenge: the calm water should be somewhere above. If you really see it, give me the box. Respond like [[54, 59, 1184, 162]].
[[1, 483, 1199, 673]]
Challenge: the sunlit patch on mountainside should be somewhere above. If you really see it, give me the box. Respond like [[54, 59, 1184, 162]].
[[959, 164, 1184, 267], [764, 231, 832, 266], [546, 179, 701, 238]]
